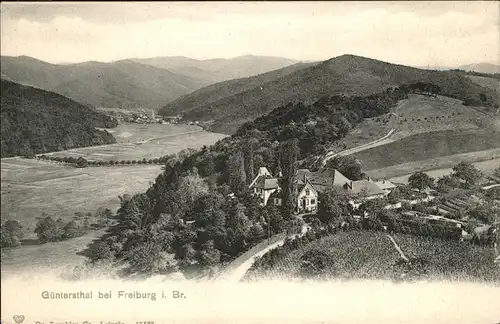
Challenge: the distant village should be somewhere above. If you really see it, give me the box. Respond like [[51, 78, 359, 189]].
[[107, 109, 199, 126]]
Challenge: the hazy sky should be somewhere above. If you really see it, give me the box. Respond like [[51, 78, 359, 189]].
[[1, 1, 499, 66]]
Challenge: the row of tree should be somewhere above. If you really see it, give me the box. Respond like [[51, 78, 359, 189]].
[[36, 154, 176, 168]]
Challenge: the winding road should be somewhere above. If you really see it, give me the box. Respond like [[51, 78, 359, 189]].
[[215, 224, 310, 282], [321, 112, 399, 166]]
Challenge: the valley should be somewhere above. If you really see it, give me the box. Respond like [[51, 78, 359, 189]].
[[0, 123, 227, 272]]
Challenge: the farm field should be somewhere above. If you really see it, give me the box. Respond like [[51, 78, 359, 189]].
[[390, 94, 493, 140], [244, 231, 499, 283], [368, 148, 500, 181], [1, 157, 163, 237], [1, 123, 227, 273], [352, 129, 500, 172], [1, 229, 105, 278], [328, 94, 497, 156], [467, 75, 500, 93], [47, 123, 228, 161]]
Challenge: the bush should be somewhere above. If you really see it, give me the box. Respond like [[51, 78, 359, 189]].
[[1, 220, 24, 247]]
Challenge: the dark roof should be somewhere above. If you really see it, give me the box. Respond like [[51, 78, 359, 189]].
[[349, 180, 386, 197], [253, 176, 279, 190], [294, 168, 350, 192]]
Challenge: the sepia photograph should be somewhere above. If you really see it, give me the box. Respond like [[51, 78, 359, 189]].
[[1, 1, 499, 323]]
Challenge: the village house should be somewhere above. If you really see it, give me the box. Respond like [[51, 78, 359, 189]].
[[374, 179, 397, 195], [249, 166, 352, 214], [248, 167, 280, 206], [344, 180, 386, 200]]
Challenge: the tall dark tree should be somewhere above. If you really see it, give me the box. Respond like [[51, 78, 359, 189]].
[[227, 150, 247, 195], [317, 186, 353, 225], [408, 171, 435, 192], [452, 162, 482, 186], [243, 139, 255, 184], [325, 156, 362, 180], [279, 139, 299, 219]]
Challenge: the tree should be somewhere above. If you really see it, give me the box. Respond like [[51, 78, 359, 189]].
[[34, 215, 63, 243], [279, 139, 299, 218], [358, 198, 387, 219], [494, 166, 500, 178], [468, 203, 497, 225], [176, 169, 209, 213], [122, 239, 174, 275], [225, 202, 251, 253], [63, 220, 83, 239], [436, 175, 461, 192], [325, 156, 362, 180], [317, 186, 353, 225], [227, 150, 247, 195], [197, 240, 221, 267], [408, 171, 434, 192], [248, 223, 265, 244], [0, 220, 24, 247], [75, 157, 88, 168], [86, 241, 114, 263], [243, 139, 255, 184], [452, 162, 481, 186], [479, 93, 487, 103]]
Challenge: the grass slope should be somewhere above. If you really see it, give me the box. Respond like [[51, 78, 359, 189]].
[[352, 129, 500, 171], [0, 79, 117, 157], [161, 54, 500, 134]]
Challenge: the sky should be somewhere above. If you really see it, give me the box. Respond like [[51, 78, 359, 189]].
[[1, 1, 499, 67]]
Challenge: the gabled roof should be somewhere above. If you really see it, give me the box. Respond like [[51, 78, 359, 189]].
[[298, 179, 318, 196], [348, 180, 386, 197], [252, 176, 279, 190], [294, 168, 350, 193]]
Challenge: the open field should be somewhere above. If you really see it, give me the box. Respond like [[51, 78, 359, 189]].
[[46, 123, 228, 161], [329, 113, 395, 153], [1, 157, 163, 237], [391, 94, 493, 140], [367, 148, 500, 181], [244, 231, 499, 283], [468, 75, 500, 93], [1, 123, 227, 272], [1, 229, 105, 277], [352, 129, 500, 172], [327, 94, 497, 158]]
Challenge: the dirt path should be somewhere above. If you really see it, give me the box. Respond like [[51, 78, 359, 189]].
[[321, 105, 400, 166], [386, 234, 409, 262], [215, 224, 310, 283]]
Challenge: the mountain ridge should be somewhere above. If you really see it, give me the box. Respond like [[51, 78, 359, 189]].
[[160, 54, 500, 134], [0, 56, 212, 110]]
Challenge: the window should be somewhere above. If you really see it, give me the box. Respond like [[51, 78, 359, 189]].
[[311, 199, 316, 205], [306, 189, 310, 196], [306, 199, 309, 206]]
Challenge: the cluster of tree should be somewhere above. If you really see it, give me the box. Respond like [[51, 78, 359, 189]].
[[1, 220, 24, 248], [235, 85, 411, 159], [407, 82, 442, 96], [81, 158, 299, 277], [1, 79, 118, 158], [33, 208, 114, 244], [34, 215, 87, 244], [37, 154, 177, 168]]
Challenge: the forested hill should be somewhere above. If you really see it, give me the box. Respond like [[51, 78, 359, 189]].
[[1, 79, 118, 158], [161, 54, 500, 134]]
